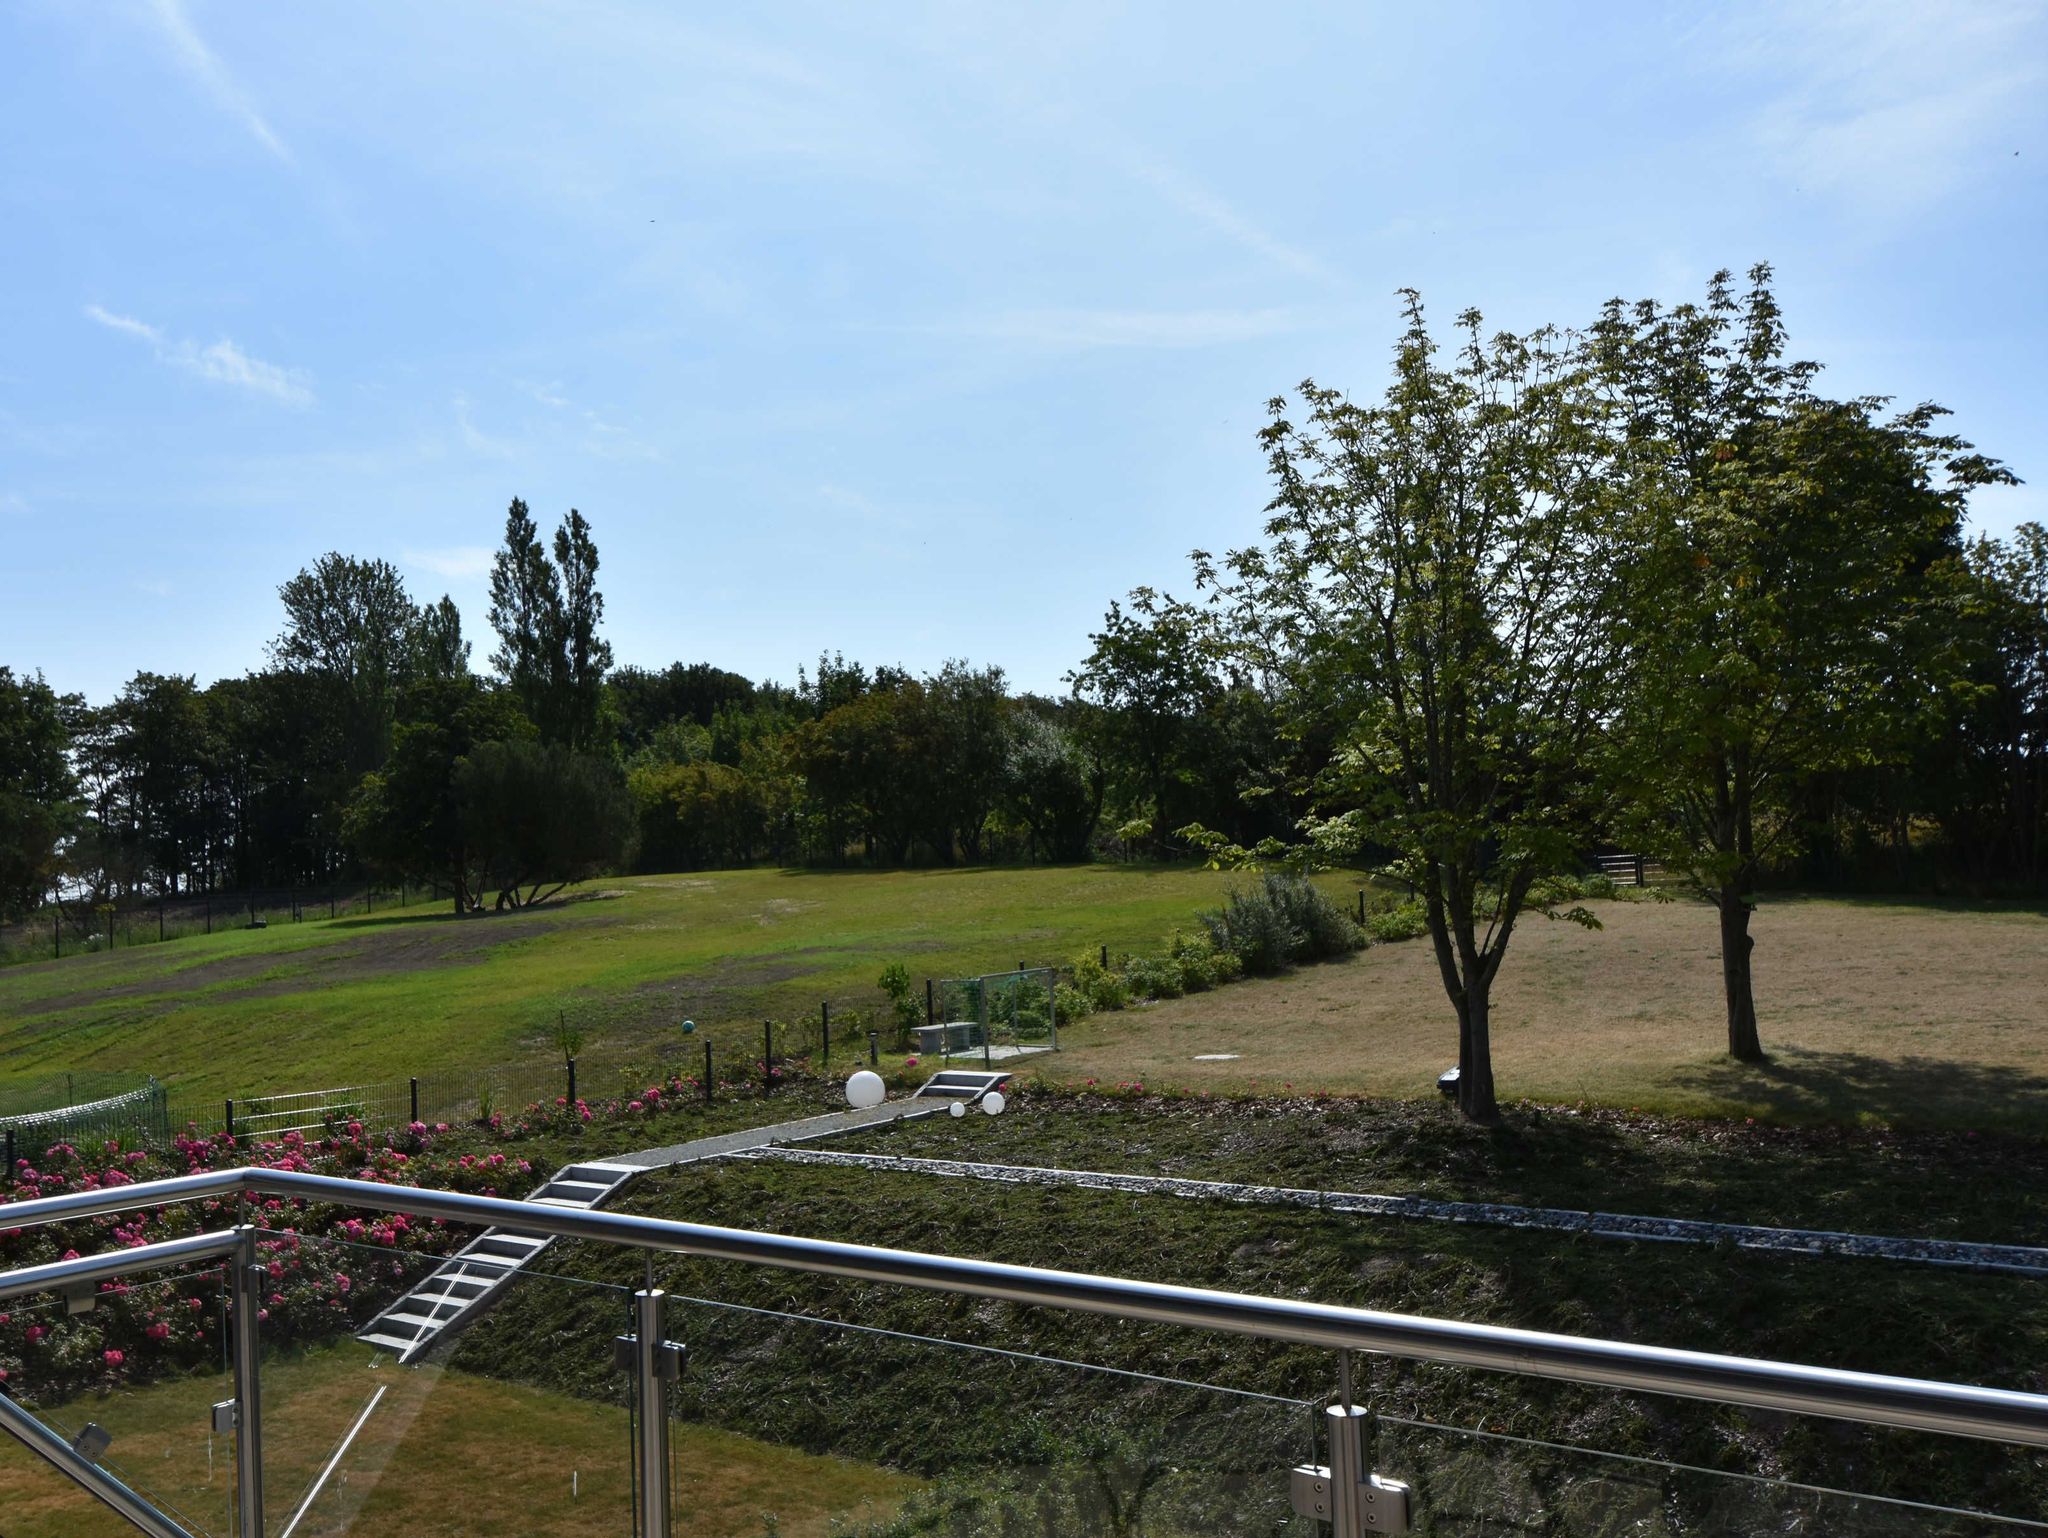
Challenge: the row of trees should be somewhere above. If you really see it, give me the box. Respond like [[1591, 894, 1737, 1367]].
[[1162, 267, 2036, 1119]]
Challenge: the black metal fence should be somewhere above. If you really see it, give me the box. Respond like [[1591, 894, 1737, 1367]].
[[0, 883, 441, 967]]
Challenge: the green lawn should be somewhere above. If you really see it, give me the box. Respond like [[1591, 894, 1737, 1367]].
[[0, 865, 1267, 1099], [0, 1340, 917, 1538]]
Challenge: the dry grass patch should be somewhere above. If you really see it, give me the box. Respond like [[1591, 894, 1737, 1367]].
[[1027, 895, 2048, 1131]]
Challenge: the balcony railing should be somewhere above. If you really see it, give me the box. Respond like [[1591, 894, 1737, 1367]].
[[2, 1165, 2044, 1536]]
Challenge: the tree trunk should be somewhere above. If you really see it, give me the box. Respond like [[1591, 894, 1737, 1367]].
[[1718, 887, 1765, 1061], [1458, 981, 1500, 1123]]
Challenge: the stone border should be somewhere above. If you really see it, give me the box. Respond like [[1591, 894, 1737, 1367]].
[[737, 1146, 2048, 1277]]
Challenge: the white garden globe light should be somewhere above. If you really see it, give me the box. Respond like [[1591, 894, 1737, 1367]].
[[949, 1101, 966, 1118], [980, 1090, 1007, 1116], [845, 1070, 886, 1109]]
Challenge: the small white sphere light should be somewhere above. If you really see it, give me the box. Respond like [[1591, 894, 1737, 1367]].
[[980, 1090, 1007, 1116], [949, 1101, 966, 1118], [845, 1070, 886, 1109]]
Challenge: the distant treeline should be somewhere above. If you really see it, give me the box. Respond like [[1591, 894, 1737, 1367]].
[[1, 289, 2044, 935]]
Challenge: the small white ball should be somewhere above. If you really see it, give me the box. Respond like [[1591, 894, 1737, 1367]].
[[845, 1070, 886, 1109]]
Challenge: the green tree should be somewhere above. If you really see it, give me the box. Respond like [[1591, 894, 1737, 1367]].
[[1595, 267, 2012, 1060], [487, 497, 561, 732], [1003, 710, 1099, 862], [487, 499, 614, 747], [457, 738, 634, 908], [1204, 296, 1624, 1122], [0, 667, 80, 921], [343, 677, 531, 911], [552, 508, 613, 749], [270, 553, 422, 781]]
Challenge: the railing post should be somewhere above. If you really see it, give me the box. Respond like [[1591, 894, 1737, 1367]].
[[231, 1225, 266, 1538], [630, 1287, 676, 1538]]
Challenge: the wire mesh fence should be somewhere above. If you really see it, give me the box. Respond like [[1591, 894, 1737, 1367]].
[[0, 1073, 169, 1157], [928, 966, 1060, 1064], [0, 882, 444, 967]]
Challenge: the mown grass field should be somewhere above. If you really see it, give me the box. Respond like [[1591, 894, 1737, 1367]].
[[1033, 892, 2048, 1132], [0, 867, 2042, 1132], [0, 865, 1261, 1099]]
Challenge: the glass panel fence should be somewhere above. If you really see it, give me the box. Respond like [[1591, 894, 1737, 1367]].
[[254, 1229, 637, 1537], [0, 1265, 232, 1538], [1371, 1411, 2048, 1538], [658, 1284, 1323, 1538]]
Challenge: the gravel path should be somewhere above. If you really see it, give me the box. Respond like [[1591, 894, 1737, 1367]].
[[610, 1099, 942, 1168], [737, 1146, 2048, 1277]]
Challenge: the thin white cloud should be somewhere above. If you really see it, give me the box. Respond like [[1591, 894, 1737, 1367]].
[[1105, 141, 1335, 285], [1717, 0, 2043, 216], [83, 305, 161, 344], [451, 393, 517, 457], [144, 0, 292, 163], [944, 307, 1300, 351], [85, 304, 313, 407], [403, 546, 496, 581]]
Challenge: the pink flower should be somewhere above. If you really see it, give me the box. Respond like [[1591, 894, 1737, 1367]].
[[147, 1323, 170, 1340], [337, 1275, 351, 1293], [905, 1056, 920, 1068], [25, 1325, 45, 1343], [103, 1349, 124, 1366]]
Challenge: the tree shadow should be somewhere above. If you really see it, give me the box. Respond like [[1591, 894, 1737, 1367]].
[[1659, 1046, 2048, 1135]]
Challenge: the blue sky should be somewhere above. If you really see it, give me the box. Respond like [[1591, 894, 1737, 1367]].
[[3, 1, 2043, 705]]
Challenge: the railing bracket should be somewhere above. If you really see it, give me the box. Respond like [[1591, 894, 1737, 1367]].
[[1289, 1404, 1410, 1536]]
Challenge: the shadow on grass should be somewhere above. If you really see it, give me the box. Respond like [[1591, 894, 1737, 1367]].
[[1758, 890, 2048, 919], [1660, 1046, 2048, 1134]]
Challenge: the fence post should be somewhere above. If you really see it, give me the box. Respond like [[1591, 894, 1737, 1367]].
[[231, 1225, 266, 1538], [702, 1040, 713, 1104], [821, 1002, 830, 1068], [158, 901, 165, 942], [1100, 944, 1108, 969], [1358, 889, 1366, 924], [205, 895, 211, 936], [409, 1077, 420, 1125], [107, 908, 114, 949], [329, 889, 335, 920], [224, 1099, 235, 1140], [1635, 854, 1646, 887], [566, 1058, 576, 1107], [925, 978, 934, 1031], [869, 1029, 878, 1067], [763, 1020, 774, 1091], [4, 1128, 14, 1181], [53, 911, 59, 958]]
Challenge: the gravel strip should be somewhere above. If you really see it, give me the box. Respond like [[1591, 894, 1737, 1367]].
[[737, 1146, 2048, 1277]]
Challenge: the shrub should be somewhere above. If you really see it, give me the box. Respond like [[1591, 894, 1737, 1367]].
[[1122, 955, 1184, 1001], [1166, 929, 1232, 992], [1201, 873, 1363, 973], [1364, 896, 1429, 943], [1071, 950, 1132, 1012], [1052, 982, 1095, 1022]]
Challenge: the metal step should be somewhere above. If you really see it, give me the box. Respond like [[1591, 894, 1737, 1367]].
[[355, 1159, 642, 1364], [911, 1070, 1010, 1101]]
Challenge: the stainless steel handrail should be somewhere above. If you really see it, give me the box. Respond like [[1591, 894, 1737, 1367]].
[[0, 1389, 199, 1538], [5, 1166, 2048, 1448], [0, 1229, 238, 1304]]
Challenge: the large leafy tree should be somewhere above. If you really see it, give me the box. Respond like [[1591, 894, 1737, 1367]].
[[458, 739, 634, 908], [343, 675, 532, 912], [1203, 296, 1624, 1122], [0, 667, 80, 921], [271, 553, 422, 780], [1595, 267, 2011, 1061]]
